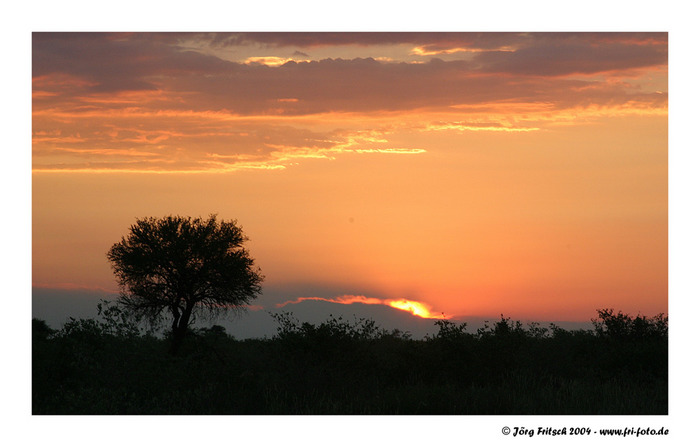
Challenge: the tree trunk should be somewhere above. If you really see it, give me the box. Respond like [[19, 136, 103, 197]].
[[169, 302, 194, 355], [169, 305, 184, 354], [171, 306, 181, 332]]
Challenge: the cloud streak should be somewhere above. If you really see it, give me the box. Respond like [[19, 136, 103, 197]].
[[276, 295, 451, 319]]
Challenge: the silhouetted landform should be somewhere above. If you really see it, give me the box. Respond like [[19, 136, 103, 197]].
[[32, 304, 667, 415]]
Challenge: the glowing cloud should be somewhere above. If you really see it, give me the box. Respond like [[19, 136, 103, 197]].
[[411, 44, 517, 56], [411, 46, 470, 56], [352, 148, 427, 154], [275, 295, 450, 319], [423, 122, 540, 132], [244, 56, 311, 67], [245, 56, 294, 66]]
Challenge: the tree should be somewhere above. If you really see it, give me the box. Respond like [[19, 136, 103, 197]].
[[107, 215, 263, 351]]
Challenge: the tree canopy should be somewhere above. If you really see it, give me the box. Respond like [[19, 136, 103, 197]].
[[107, 215, 263, 347]]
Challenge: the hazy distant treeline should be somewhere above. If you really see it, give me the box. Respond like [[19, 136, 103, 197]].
[[32, 307, 667, 415]]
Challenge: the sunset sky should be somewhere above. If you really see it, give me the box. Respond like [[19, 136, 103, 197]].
[[32, 32, 668, 330]]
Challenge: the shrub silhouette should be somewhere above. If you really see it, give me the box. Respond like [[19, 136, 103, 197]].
[[33, 306, 668, 415], [592, 308, 668, 340], [32, 318, 54, 342]]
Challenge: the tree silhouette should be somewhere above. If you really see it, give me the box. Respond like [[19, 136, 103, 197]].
[[107, 215, 263, 351]]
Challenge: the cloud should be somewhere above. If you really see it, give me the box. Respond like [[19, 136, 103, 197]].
[[192, 32, 486, 48], [33, 53, 666, 121], [198, 32, 664, 51], [245, 56, 295, 67], [32, 110, 427, 172], [422, 121, 541, 132], [33, 33, 667, 100], [276, 295, 450, 319], [473, 38, 667, 77], [32, 33, 667, 173], [33, 33, 233, 92]]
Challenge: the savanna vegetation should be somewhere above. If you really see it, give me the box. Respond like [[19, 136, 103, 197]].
[[106, 215, 264, 354], [32, 304, 667, 415]]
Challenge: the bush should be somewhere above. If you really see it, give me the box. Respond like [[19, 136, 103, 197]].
[[33, 307, 668, 414], [592, 309, 668, 340]]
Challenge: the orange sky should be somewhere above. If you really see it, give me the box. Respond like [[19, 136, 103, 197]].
[[32, 32, 667, 322]]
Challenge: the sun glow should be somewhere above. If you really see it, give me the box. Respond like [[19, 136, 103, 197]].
[[387, 299, 447, 319], [276, 296, 450, 319]]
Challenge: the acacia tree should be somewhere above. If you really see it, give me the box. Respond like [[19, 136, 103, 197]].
[[107, 215, 263, 350]]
